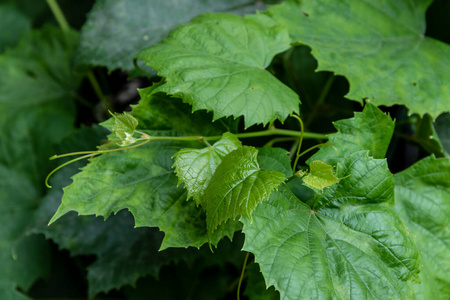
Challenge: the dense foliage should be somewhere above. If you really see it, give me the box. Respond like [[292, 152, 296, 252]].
[[0, 0, 449, 299]]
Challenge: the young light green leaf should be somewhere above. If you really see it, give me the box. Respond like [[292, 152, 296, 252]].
[[242, 151, 420, 300], [267, 0, 450, 119], [308, 102, 394, 165], [202, 146, 286, 237], [49, 137, 239, 250], [394, 156, 450, 299], [298, 160, 342, 191], [173, 132, 242, 205], [110, 111, 139, 145], [138, 13, 300, 128]]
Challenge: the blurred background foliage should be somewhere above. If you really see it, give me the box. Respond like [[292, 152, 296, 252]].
[[0, 0, 448, 299]]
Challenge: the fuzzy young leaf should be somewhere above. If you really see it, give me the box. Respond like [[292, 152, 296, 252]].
[[138, 13, 300, 128], [299, 160, 342, 191], [111, 111, 138, 139], [110, 111, 139, 145], [202, 146, 286, 236], [242, 151, 420, 300], [309, 102, 394, 165], [268, 0, 450, 118], [173, 132, 242, 204], [394, 156, 450, 299]]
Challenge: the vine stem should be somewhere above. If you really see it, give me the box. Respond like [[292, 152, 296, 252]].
[[291, 114, 305, 172], [147, 128, 327, 142], [45, 0, 111, 111], [237, 252, 250, 300], [46, 0, 70, 32]]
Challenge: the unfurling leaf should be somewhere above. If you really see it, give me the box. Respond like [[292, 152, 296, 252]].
[[110, 111, 139, 145], [297, 160, 344, 191], [202, 146, 286, 237]]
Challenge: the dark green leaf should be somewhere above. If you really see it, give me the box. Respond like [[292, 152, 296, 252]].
[[244, 263, 279, 300], [173, 132, 242, 204], [394, 156, 450, 299], [50, 136, 239, 249], [242, 152, 420, 299], [267, 0, 450, 118], [202, 146, 286, 236], [138, 13, 299, 128], [133, 87, 235, 136], [76, 0, 266, 71], [257, 147, 293, 177], [0, 3, 30, 52], [0, 26, 80, 298], [414, 113, 447, 157], [434, 112, 450, 156]]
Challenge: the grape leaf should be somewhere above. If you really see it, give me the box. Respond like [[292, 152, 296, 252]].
[[434, 112, 450, 156], [138, 13, 300, 128], [173, 132, 242, 204], [394, 156, 450, 299], [30, 126, 195, 298], [0, 27, 80, 185], [202, 146, 286, 236], [133, 86, 236, 135], [0, 3, 30, 52], [414, 113, 447, 157], [267, 0, 450, 118], [257, 147, 293, 177], [242, 151, 420, 300], [49, 136, 240, 250], [75, 0, 266, 71], [0, 26, 80, 298], [308, 102, 394, 165], [110, 111, 139, 142], [299, 160, 341, 191]]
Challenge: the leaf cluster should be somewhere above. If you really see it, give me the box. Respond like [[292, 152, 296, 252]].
[[0, 0, 449, 299]]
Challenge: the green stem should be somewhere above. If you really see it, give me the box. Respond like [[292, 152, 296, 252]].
[[46, 0, 70, 32], [263, 137, 296, 147], [237, 252, 250, 300], [45, 153, 97, 188], [297, 143, 337, 160], [87, 71, 111, 111], [317, 74, 335, 106], [305, 73, 335, 126], [291, 115, 305, 172], [46, 0, 111, 112]]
